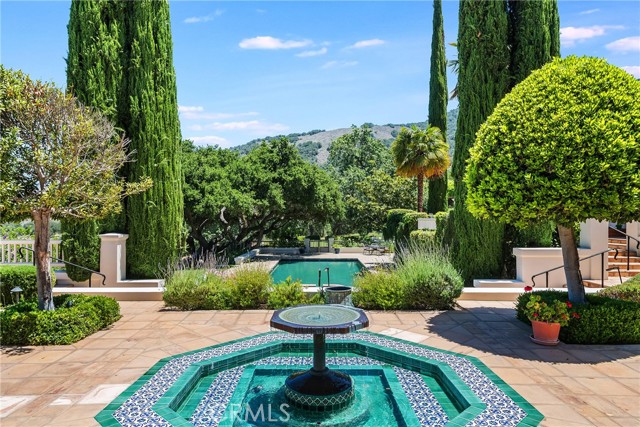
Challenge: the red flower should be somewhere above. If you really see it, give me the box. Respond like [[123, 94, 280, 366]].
[[533, 313, 539, 318], [524, 286, 533, 292], [566, 302, 572, 308], [572, 312, 580, 319]]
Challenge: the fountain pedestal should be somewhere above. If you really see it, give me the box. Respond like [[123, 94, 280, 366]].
[[270, 305, 369, 411]]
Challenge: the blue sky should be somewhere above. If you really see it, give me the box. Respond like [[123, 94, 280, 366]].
[[1, 1, 639, 148]]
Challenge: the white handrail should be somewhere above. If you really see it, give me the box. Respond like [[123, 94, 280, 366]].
[[0, 239, 64, 266]]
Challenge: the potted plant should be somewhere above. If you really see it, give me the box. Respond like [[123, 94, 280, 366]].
[[523, 294, 576, 346]]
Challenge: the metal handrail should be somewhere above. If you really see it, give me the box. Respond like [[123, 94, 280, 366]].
[[531, 248, 623, 289], [608, 225, 640, 272], [18, 247, 106, 287]]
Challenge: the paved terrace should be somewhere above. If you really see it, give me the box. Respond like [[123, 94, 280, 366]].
[[1, 301, 638, 427]]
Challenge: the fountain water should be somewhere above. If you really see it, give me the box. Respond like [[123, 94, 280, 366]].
[[270, 305, 369, 411]]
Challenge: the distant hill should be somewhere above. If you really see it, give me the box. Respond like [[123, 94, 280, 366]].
[[232, 108, 458, 164]]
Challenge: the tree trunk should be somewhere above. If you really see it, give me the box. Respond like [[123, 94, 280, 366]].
[[33, 210, 55, 311], [557, 224, 585, 304], [417, 173, 424, 212]]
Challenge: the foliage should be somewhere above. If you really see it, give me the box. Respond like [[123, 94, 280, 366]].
[[267, 277, 308, 309], [0, 265, 56, 305], [352, 272, 405, 310], [448, 0, 510, 285], [297, 141, 322, 163], [227, 264, 271, 309], [162, 269, 231, 310], [466, 56, 640, 300], [391, 126, 450, 212], [0, 67, 150, 310], [328, 125, 393, 174], [183, 139, 343, 256], [124, 1, 184, 278], [0, 221, 36, 239], [383, 209, 415, 241], [0, 294, 120, 345], [426, 0, 449, 214], [61, 219, 100, 281], [522, 294, 573, 326], [410, 230, 436, 247], [434, 210, 452, 248], [383, 209, 430, 246], [466, 56, 640, 228], [598, 279, 640, 304], [516, 291, 640, 344], [396, 243, 463, 310]]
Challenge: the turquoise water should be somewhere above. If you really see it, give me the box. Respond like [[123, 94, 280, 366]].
[[227, 368, 416, 427], [271, 260, 364, 287]]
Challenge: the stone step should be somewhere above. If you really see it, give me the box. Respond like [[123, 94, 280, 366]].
[[460, 287, 601, 302], [472, 279, 527, 288]]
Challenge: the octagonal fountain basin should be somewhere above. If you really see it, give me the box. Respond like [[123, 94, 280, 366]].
[[96, 332, 544, 427]]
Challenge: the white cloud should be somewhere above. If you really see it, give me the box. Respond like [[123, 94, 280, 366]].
[[183, 10, 223, 24], [322, 60, 358, 70], [579, 9, 600, 15], [188, 135, 230, 147], [179, 107, 259, 121], [347, 39, 385, 49], [239, 36, 312, 50], [621, 66, 640, 78], [560, 25, 624, 47], [606, 36, 640, 53], [201, 120, 289, 133], [296, 47, 328, 58]]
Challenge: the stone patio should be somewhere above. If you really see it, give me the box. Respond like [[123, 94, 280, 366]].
[[1, 301, 638, 427]]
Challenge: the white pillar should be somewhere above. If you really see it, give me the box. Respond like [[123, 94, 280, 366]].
[[579, 219, 608, 280], [99, 233, 128, 287], [626, 221, 639, 255]]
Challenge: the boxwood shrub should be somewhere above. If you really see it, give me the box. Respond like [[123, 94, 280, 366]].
[[598, 277, 640, 303], [352, 271, 405, 310], [0, 265, 56, 305], [516, 290, 640, 344], [0, 294, 120, 345]]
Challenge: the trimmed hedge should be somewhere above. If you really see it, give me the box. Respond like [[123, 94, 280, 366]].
[[0, 265, 56, 305], [352, 271, 405, 310], [598, 278, 640, 303], [409, 230, 436, 247], [516, 290, 640, 344], [0, 294, 120, 345]]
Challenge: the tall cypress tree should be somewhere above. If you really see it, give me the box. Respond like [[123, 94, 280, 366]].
[[124, 0, 184, 278], [450, 0, 510, 283], [63, 0, 125, 281], [426, 0, 448, 214]]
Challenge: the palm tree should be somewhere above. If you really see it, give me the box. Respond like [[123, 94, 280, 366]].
[[391, 125, 450, 212]]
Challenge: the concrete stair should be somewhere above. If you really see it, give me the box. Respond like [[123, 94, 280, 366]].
[[582, 238, 639, 287]]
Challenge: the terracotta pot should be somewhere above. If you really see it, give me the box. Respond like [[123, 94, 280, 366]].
[[530, 320, 561, 346]]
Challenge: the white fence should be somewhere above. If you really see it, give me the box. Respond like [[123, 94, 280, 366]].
[[0, 239, 64, 266]]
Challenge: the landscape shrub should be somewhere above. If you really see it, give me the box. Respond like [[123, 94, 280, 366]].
[[396, 212, 431, 244], [396, 243, 463, 310], [434, 210, 451, 248], [352, 271, 405, 310], [516, 290, 640, 344], [227, 264, 271, 309], [268, 277, 307, 309], [336, 234, 362, 247], [163, 269, 231, 310], [0, 294, 120, 345], [409, 230, 436, 247], [382, 209, 415, 241], [597, 278, 640, 303], [0, 265, 56, 305]]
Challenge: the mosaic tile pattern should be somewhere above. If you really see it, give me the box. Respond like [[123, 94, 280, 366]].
[[190, 367, 244, 427], [102, 332, 541, 427]]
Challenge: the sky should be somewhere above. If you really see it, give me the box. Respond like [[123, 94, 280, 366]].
[[1, 1, 639, 148]]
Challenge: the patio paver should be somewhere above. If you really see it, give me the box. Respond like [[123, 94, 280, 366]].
[[1, 300, 638, 426]]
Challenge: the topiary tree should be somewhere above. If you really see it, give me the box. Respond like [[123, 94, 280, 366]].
[[391, 126, 450, 212], [466, 56, 640, 304], [0, 67, 150, 310]]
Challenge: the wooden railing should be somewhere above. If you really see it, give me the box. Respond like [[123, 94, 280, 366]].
[[0, 239, 64, 266]]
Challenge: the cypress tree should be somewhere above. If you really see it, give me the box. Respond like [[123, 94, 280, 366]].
[[63, 0, 125, 281], [426, 0, 449, 214], [450, 0, 510, 283], [123, 0, 184, 278]]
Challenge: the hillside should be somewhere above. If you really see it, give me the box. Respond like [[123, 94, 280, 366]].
[[232, 108, 458, 164]]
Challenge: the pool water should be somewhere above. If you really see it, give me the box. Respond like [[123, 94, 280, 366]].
[[271, 259, 365, 287]]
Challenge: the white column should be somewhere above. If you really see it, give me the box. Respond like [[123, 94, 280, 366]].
[[99, 233, 128, 287], [627, 221, 639, 255], [579, 219, 608, 280]]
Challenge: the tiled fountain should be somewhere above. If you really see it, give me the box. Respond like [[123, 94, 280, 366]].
[[96, 306, 544, 427]]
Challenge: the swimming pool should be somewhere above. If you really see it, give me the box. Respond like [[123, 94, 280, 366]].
[[271, 259, 365, 287]]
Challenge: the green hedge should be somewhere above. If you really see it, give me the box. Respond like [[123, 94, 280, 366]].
[[382, 209, 415, 241], [409, 230, 436, 247], [267, 278, 308, 309], [516, 290, 640, 344], [352, 271, 405, 310], [0, 294, 120, 345], [598, 278, 640, 303], [0, 265, 56, 305]]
